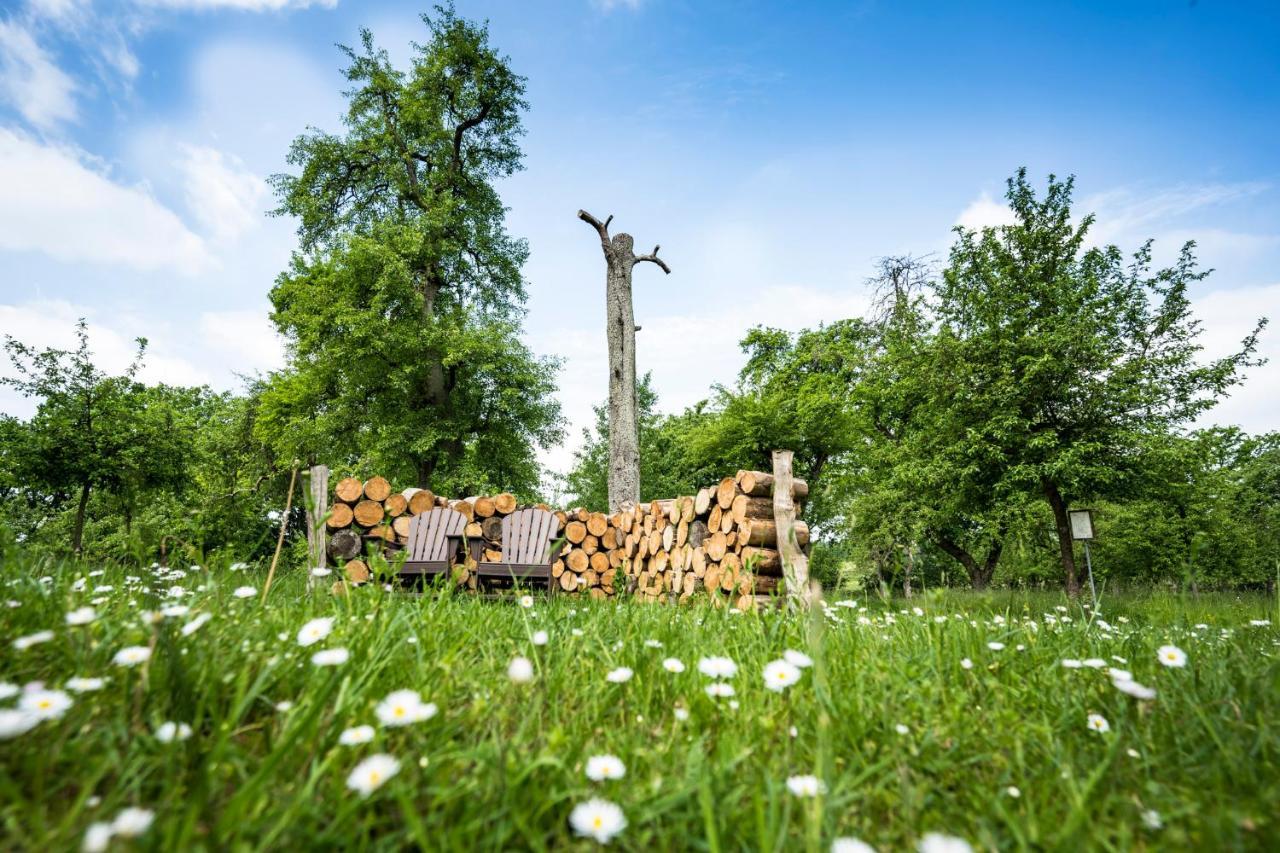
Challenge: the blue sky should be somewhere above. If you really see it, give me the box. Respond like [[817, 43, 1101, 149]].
[[2, 0, 1278, 479]]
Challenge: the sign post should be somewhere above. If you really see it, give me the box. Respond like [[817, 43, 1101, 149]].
[[1069, 508, 1099, 613]]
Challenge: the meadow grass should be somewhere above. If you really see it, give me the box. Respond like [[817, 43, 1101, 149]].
[[1, 553, 1278, 851]]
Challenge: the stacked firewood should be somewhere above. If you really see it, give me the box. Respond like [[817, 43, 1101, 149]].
[[323, 470, 809, 609]]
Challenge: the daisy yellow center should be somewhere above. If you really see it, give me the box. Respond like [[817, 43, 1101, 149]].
[[593, 816, 602, 829], [370, 772, 380, 784], [38, 700, 51, 709], [394, 706, 406, 717]]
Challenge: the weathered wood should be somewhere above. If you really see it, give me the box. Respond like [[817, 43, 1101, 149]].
[[736, 470, 810, 500], [328, 528, 362, 561], [304, 465, 330, 577], [586, 512, 609, 537], [481, 515, 504, 541], [694, 487, 712, 515], [353, 499, 384, 528], [565, 520, 588, 544], [384, 493, 408, 517], [688, 520, 709, 548], [334, 476, 363, 504], [472, 496, 497, 518], [326, 502, 353, 530], [740, 546, 782, 574], [493, 492, 518, 515], [772, 449, 812, 605], [738, 519, 810, 549], [731, 494, 777, 525], [716, 477, 737, 509]]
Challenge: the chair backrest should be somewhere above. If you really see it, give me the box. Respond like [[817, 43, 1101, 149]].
[[406, 507, 468, 562], [501, 508, 558, 564]]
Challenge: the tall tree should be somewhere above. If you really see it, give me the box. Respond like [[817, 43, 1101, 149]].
[[577, 210, 670, 511], [266, 7, 561, 492], [935, 169, 1264, 594]]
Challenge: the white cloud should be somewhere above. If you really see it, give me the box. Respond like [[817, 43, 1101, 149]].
[[180, 145, 267, 242], [0, 19, 77, 129], [0, 128, 211, 274], [954, 191, 1015, 231], [198, 309, 285, 374], [1191, 282, 1279, 433], [1083, 182, 1267, 246]]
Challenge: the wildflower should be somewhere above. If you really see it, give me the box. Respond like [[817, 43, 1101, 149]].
[[519, 595, 534, 608], [181, 613, 212, 636], [166, 586, 186, 598], [763, 659, 802, 691], [912, 607, 924, 616], [159, 605, 190, 618], [82, 821, 113, 852], [705, 683, 735, 698], [113, 646, 151, 667], [1112, 677, 1156, 700], [1108, 668, 1133, 682], [296, 617, 335, 646], [111, 807, 154, 838], [275, 701, 294, 712], [346, 754, 400, 797], [1006, 785, 1021, 798], [644, 639, 663, 648], [0, 709, 39, 739], [960, 658, 973, 670], [1127, 748, 1141, 758], [310, 567, 332, 577], [662, 658, 685, 673], [1157, 645, 1187, 668], [508, 656, 535, 683], [1061, 659, 1083, 668], [1249, 619, 1271, 627], [0, 682, 19, 699], [233, 586, 256, 599], [585, 754, 626, 781], [375, 690, 437, 727], [917, 833, 973, 853], [569, 798, 627, 843], [987, 641, 1005, 651], [155, 721, 193, 742], [785, 775, 826, 797], [1086, 713, 1110, 733], [784, 649, 813, 668], [312, 648, 350, 667], [832, 839, 876, 853], [572, 628, 585, 637], [66, 607, 97, 626], [1142, 809, 1163, 830], [339, 725, 375, 745], [895, 723, 910, 735], [698, 657, 738, 678], [13, 630, 54, 651], [605, 667, 633, 683], [532, 630, 549, 646], [230, 562, 248, 571], [1083, 658, 1106, 668], [673, 707, 689, 721]]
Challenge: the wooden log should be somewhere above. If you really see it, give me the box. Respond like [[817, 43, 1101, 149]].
[[716, 477, 738, 509], [465, 521, 483, 538], [662, 524, 675, 552], [326, 502, 354, 530], [683, 572, 697, 596], [384, 493, 408, 518], [481, 516, 504, 541], [690, 547, 707, 577], [705, 531, 728, 562], [602, 568, 617, 589], [407, 488, 435, 515], [483, 548, 503, 562], [731, 494, 776, 525], [772, 449, 811, 604], [719, 511, 735, 535], [647, 529, 661, 555], [694, 487, 712, 516], [735, 594, 756, 611], [305, 465, 330, 578], [555, 510, 568, 531], [608, 548, 624, 569], [493, 492, 517, 515], [371, 524, 395, 543], [736, 470, 810, 500], [740, 546, 782, 575], [586, 513, 609, 537], [738, 519, 810, 549], [392, 516, 413, 540], [705, 562, 721, 592], [565, 520, 588, 544], [708, 504, 722, 534], [589, 551, 609, 573], [559, 570, 577, 592], [344, 559, 370, 584], [688, 520, 709, 548], [575, 507, 590, 522], [680, 496, 696, 523], [328, 528, 361, 561], [450, 500, 474, 521], [601, 526, 618, 550], [636, 535, 649, 559], [363, 476, 391, 502], [582, 535, 599, 555], [334, 476, 363, 504], [676, 519, 689, 548], [651, 549, 669, 573], [473, 496, 496, 518], [353, 499, 384, 528], [567, 549, 590, 573]]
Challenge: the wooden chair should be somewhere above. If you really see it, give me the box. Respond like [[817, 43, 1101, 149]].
[[400, 507, 468, 587], [473, 508, 562, 593]]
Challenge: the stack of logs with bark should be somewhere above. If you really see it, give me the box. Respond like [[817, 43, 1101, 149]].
[[324, 470, 809, 609]]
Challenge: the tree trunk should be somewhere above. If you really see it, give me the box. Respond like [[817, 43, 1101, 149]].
[[72, 480, 90, 555], [1042, 477, 1081, 597], [579, 210, 670, 512], [934, 534, 1003, 590], [902, 544, 914, 599]]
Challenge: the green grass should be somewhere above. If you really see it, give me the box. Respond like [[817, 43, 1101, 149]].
[[1, 553, 1278, 851]]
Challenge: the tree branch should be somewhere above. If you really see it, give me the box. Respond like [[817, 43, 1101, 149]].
[[634, 245, 671, 274], [577, 209, 612, 250]]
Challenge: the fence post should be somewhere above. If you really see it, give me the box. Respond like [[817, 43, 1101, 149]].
[[304, 465, 330, 589], [771, 449, 812, 607]]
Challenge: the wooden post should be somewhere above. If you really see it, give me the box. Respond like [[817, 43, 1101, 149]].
[[261, 464, 299, 604], [304, 465, 330, 590], [771, 450, 813, 607]]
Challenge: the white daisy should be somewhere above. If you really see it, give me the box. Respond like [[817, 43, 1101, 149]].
[[66, 607, 97, 626], [111, 807, 154, 838], [763, 659, 802, 691], [310, 567, 332, 577], [339, 725, 375, 745], [644, 639, 663, 648], [155, 721, 193, 742], [519, 595, 534, 608], [311, 648, 350, 667], [181, 613, 212, 636], [1142, 809, 1163, 830], [508, 656, 535, 683], [673, 707, 690, 721], [785, 774, 826, 797], [532, 630, 549, 646], [662, 658, 685, 673], [233, 586, 256, 599], [159, 605, 190, 618], [832, 838, 876, 853], [784, 649, 813, 668], [568, 798, 627, 843], [82, 821, 113, 853], [917, 833, 973, 853], [605, 667, 633, 683], [296, 617, 335, 646], [585, 754, 626, 781], [705, 683, 735, 698], [895, 723, 910, 735], [1087, 713, 1110, 733], [0, 682, 20, 700], [1061, 659, 1083, 669], [987, 641, 1005, 651], [1156, 645, 1187, 668], [375, 690, 437, 727], [0, 709, 39, 739], [960, 658, 973, 670], [1006, 785, 1021, 798], [113, 646, 151, 667], [346, 753, 400, 797], [275, 701, 294, 712], [13, 630, 54, 651], [698, 656, 738, 678]]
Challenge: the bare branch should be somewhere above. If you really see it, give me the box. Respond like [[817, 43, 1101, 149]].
[[633, 245, 671, 274], [577, 209, 612, 248]]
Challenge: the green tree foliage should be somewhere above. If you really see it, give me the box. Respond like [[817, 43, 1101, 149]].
[[933, 169, 1264, 594], [264, 7, 560, 496]]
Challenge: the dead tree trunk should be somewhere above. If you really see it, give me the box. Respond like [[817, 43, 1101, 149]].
[[578, 210, 670, 511]]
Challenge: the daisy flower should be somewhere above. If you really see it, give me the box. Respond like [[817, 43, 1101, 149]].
[[763, 659, 802, 691], [785, 775, 826, 797], [66, 607, 97, 626], [832, 839, 876, 853], [113, 646, 151, 667], [784, 649, 813, 668], [960, 658, 973, 670], [19, 689, 72, 721], [233, 586, 256, 599], [585, 754, 626, 781], [987, 642, 1005, 651], [111, 807, 155, 838], [13, 630, 54, 651], [311, 648, 350, 667], [1156, 645, 1187, 668], [0, 682, 20, 699], [662, 658, 685, 673], [346, 754, 400, 797], [705, 683, 735, 698], [697, 656, 737, 678], [519, 595, 534, 608], [181, 613, 212, 636], [155, 721, 193, 743], [568, 798, 627, 843], [917, 833, 973, 853], [508, 656, 535, 683], [375, 690, 437, 727], [895, 723, 910, 735], [605, 667, 633, 683], [339, 725, 375, 745], [1086, 713, 1110, 733], [310, 567, 333, 577], [296, 617, 335, 646], [82, 821, 113, 853], [532, 630, 549, 646], [0, 709, 39, 739], [673, 707, 690, 721]]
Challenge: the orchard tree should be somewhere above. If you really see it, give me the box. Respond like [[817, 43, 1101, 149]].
[[266, 7, 561, 493], [934, 169, 1265, 595]]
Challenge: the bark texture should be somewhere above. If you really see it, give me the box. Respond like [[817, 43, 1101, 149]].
[[578, 210, 671, 511], [1043, 478, 1082, 597]]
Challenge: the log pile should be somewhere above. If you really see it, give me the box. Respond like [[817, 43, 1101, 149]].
[[323, 470, 810, 609]]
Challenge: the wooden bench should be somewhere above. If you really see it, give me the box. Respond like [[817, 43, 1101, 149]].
[[400, 507, 468, 587], [472, 508, 562, 593]]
